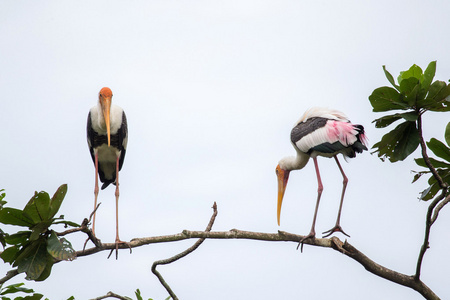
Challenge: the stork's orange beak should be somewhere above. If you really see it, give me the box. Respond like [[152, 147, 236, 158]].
[[100, 95, 112, 147], [276, 164, 290, 226]]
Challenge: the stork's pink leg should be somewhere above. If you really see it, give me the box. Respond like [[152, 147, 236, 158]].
[[115, 155, 120, 244], [111, 155, 131, 259], [322, 156, 350, 238], [298, 156, 323, 252], [92, 152, 99, 237]]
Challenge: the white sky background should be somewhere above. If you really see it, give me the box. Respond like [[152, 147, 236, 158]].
[[1, 1, 450, 299]]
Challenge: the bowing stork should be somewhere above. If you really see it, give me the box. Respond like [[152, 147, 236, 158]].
[[87, 87, 128, 255], [276, 107, 367, 249]]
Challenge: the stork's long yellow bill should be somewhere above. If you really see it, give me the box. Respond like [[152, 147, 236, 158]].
[[100, 96, 112, 147], [276, 165, 290, 226]]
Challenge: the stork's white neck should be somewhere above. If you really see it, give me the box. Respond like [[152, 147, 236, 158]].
[[278, 151, 310, 171], [96, 101, 107, 128], [90, 104, 124, 135]]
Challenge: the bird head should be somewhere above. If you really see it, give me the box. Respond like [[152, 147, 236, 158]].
[[99, 87, 113, 146], [276, 164, 290, 226]]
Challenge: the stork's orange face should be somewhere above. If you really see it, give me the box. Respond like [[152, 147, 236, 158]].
[[99, 87, 113, 146], [276, 164, 290, 226]]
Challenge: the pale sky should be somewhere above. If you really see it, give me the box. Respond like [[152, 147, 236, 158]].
[[1, 1, 450, 299]]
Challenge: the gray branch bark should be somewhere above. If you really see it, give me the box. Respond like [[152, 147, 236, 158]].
[[80, 229, 438, 299], [0, 216, 441, 299]]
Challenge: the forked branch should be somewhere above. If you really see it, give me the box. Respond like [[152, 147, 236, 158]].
[[415, 115, 449, 282], [151, 202, 218, 300]]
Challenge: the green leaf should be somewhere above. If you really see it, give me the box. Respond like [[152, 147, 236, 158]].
[[0, 283, 34, 295], [421, 81, 450, 112], [446, 122, 450, 147], [427, 80, 447, 100], [0, 208, 34, 227], [372, 121, 420, 162], [412, 171, 428, 183], [372, 111, 418, 128], [4, 231, 31, 245], [398, 64, 423, 84], [399, 77, 420, 95], [372, 114, 402, 128], [405, 82, 422, 106], [135, 289, 143, 300], [34, 253, 54, 282], [419, 184, 436, 201], [29, 221, 52, 241], [427, 138, 450, 162], [420, 169, 450, 200], [49, 184, 67, 219], [423, 181, 447, 201], [15, 239, 50, 281], [0, 245, 20, 264], [52, 220, 80, 228], [369, 87, 408, 112], [22, 294, 44, 300], [415, 157, 450, 169], [422, 61, 436, 91], [46, 231, 76, 261], [23, 192, 51, 224], [399, 111, 419, 121], [383, 65, 399, 90]]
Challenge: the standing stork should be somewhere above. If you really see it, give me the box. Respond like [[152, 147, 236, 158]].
[[276, 107, 367, 250], [87, 87, 128, 256]]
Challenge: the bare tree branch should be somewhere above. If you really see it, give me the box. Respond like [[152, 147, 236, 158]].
[[0, 269, 19, 285], [415, 189, 446, 281], [0, 228, 440, 299], [415, 115, 449, 282], [1, 199, 441, 300], [417, 114, 447, 189], [151, 202, 218, 300], [89, 291, 132, 300], [332, 238, 439, 300]]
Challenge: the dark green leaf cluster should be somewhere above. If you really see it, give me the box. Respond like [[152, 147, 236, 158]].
[[0, 283, 43, 300], [0, 185, 79, 281], [369, 61, 450, 162], [413, 123, 450, 200], [0, 283, 74, 300]]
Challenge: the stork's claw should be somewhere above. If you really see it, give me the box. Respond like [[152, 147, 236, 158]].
[[296, 232, 316, 252], [108, 239, 132, 260], [322, 225, 350, 238]]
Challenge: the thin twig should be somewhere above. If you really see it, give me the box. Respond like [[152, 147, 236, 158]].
[[83, 204, 103, 250], [151, 202, 218, 300], [89, 203, 102, 222], [55, 227, 83, 236], [89, 291, 132, 300], [431, 193, 450, 224]]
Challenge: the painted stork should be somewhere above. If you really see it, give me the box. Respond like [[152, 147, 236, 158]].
[[87, 87, 128, 256], [276, 107, 367, 249]]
